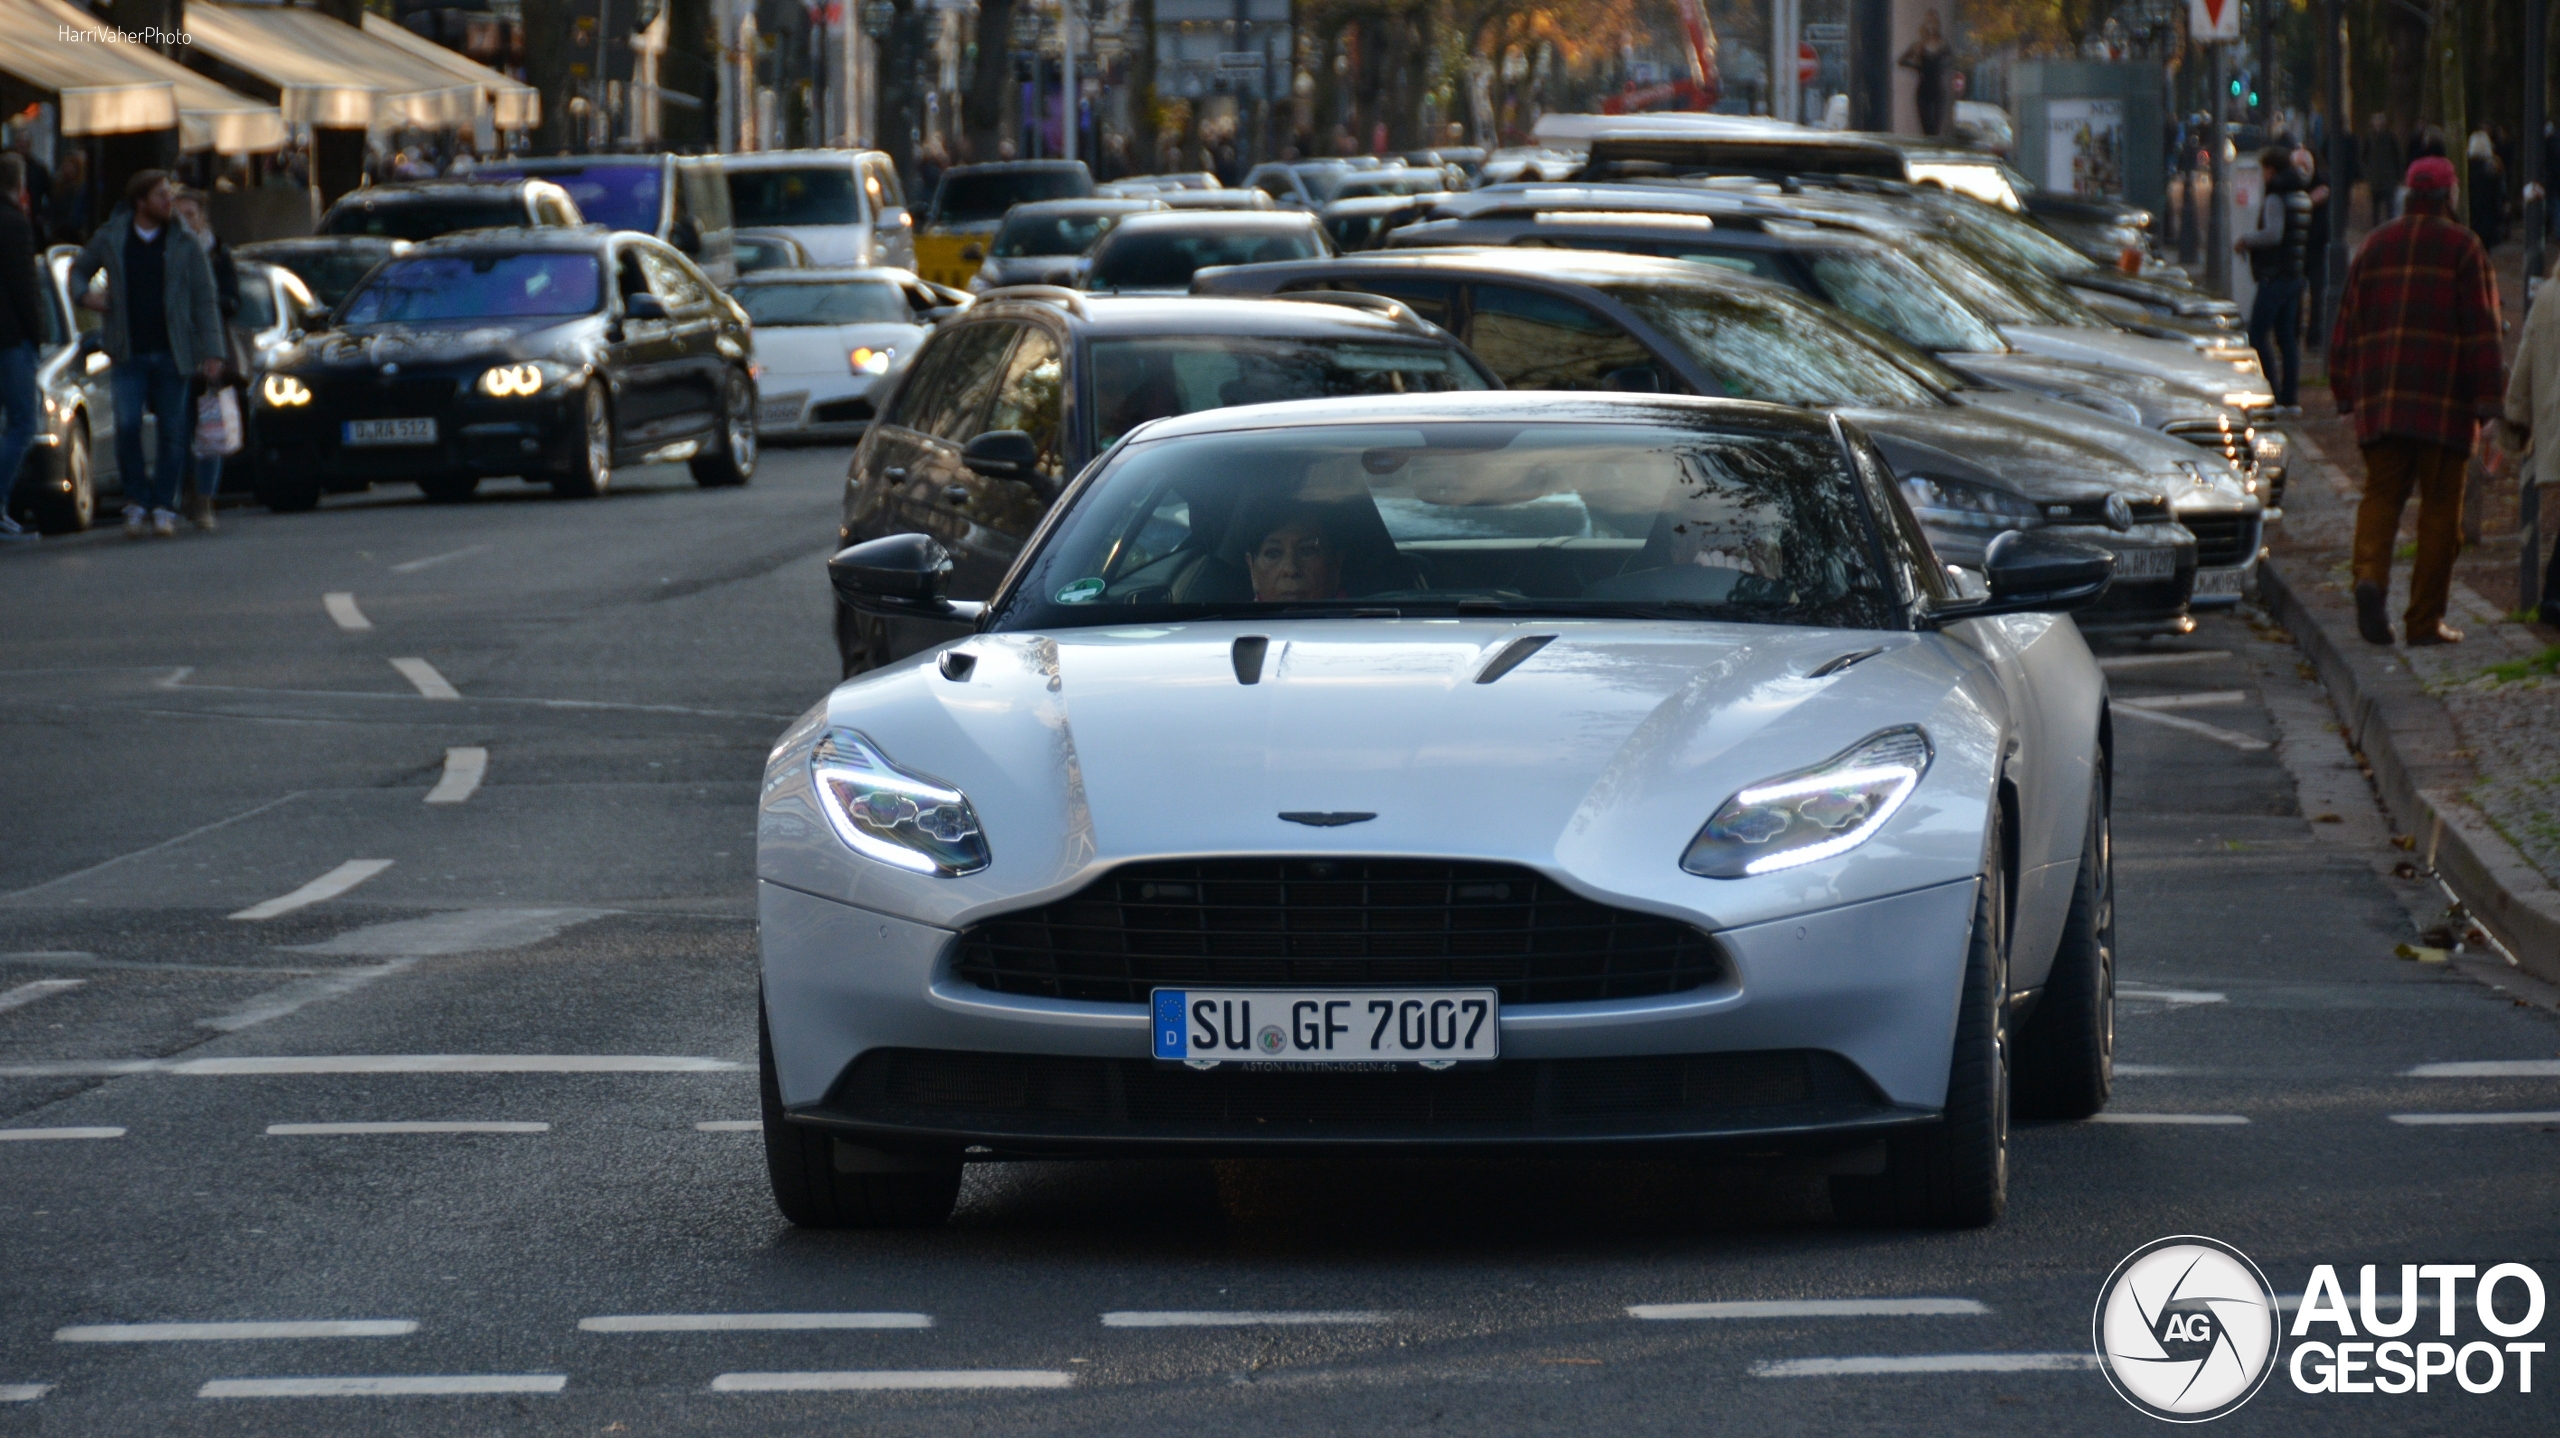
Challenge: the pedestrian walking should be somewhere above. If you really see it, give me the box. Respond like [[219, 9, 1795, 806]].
[[0, 152, 44, 544], [72, 170, 226, 540], [2502, 251, 2560, 625], [2329, 156, 2508, 647], [1898, 9, 1955, 139], [171, 186, 241, 533], [2236, 146, 2312, 413]]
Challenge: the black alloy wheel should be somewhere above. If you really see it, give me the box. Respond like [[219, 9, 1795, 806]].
[[689, 369, 757, 488], [30, 426, 94, 534], [552, 383, 614, 498], [2015, 767, 2116, 1119], [758, 1009, 962, 1228]]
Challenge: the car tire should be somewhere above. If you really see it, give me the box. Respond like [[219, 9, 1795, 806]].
[[254, 455, 322, 513], [418, 473, 480, 504], [688, 369, 757, 488], [834, 595, 891, 682], [2015, 769, 2114, 1120], [551, 384, 613, 499], [759, 1012, 960, 1229], [1831, 809, 2010, 1229], [29, 426, 94, 534]]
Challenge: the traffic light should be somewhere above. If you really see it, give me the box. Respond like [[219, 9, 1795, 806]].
[[2229, 74, 2244, 98]]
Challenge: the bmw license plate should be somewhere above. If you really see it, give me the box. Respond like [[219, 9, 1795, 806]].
[[757, 392, 807, 428], [2111, 547, 2176, 580], [343, 418, 437, 447], [2193, 566, 2247, 597], [1152, 989, 1499, 1067]]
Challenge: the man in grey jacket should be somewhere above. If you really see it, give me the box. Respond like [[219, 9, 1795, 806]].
[[74, 170, 225, 538]]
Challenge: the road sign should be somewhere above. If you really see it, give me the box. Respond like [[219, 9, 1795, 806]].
[[1798, 40, 1817, 86], [2189, 0, 2239, 41]]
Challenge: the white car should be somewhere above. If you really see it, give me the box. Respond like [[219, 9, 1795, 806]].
[[733, 269, 962, 442], [722, 148, 914, 270], [757, 391, 2120, 1230]]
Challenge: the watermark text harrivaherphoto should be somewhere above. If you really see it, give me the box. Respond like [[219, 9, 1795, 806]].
[[56, 24, 192, 45]]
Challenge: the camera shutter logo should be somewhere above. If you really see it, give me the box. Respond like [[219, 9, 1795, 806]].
[[2094, 1235, 2282, 1421]]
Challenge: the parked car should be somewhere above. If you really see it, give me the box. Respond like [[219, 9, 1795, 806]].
[[235, 236, 411, 309], [1321, 193, 1452, 252], [966, 198, 1163, 293], [771, 389, 2120, 1228], [914, 161, 1094, 289], [471, 154, 740, 287], [1082, 211, 1330, 295], [1148, 189, 1278, 211], [721, 148, 914, 270], [829, 291, 1495, 676], [318, 178, 581, 241], [1241, 159, 1359, 209], [734, 230, 812, 274], [249, 227, 756, 510], [735, 268, 957, 443], [1330, 169, 1456, 200]]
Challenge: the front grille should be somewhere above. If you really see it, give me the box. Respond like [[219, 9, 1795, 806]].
[[2184, 514, 2261, 569], [309, 374, 459, 419], [953, 858, 1727, 1006], [808, 396, 875, 424], [2165, 418, 2250, 471], [828, 1047, 1881, 1136], [2046, 496, 2171, 526]]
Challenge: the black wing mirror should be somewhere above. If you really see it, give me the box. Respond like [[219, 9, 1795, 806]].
[[1938, 529, 2115, 620], [826, 534, 988, 624], [960, 429, 1043, 483], [623, 292, 670, 321]]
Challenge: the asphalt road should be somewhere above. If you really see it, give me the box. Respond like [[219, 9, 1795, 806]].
[[2, 449, 2555, 1435]]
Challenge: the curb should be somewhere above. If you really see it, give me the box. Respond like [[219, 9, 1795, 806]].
[[2256, 558, 2560, 976]]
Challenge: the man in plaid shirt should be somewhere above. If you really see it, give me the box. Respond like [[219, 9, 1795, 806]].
[[2329, 156, 2507, 646]]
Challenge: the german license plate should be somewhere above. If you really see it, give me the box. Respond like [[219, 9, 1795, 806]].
[[1151, 989, 1500, 1067], [2193, 566, 2247, 596], [757, 392, 807, 428], [2111, 546, 2175, 580], [343, 417, 437, 447]]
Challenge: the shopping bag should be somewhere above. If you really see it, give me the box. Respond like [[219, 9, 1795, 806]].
[[195, 387, 243, 458]]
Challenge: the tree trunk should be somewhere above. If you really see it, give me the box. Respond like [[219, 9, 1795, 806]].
[[965, 0, 1017, 164], [523, 0, 578, 152], [878, 0, 930, 185], [661, 0, 717, 151], [1130, 0, 1159, 176]]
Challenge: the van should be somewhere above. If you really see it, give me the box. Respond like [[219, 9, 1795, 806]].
[[721, 150, 913, 271]]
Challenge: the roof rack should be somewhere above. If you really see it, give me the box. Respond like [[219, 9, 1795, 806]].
[[1272, 290, 1434, 335], [976, 284, 1088, 316]]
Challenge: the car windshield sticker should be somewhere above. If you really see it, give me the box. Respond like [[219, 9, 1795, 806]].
[[1054, 577, 1107, 604]]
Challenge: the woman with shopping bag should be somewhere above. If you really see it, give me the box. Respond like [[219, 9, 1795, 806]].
[[174, 188, 245, 533]]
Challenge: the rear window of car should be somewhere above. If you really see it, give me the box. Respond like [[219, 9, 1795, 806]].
[[732, 279, 910, 326], [321, 195, 523, 241], [729, 166, 861, 227], [993, 210, 1123, 258], [1088, 226, 1326, 292], [931, 168, 1096, 227], [477, 165, 663, 233], [341, 253, 603, 323], [1088, 335, 1490, 448]]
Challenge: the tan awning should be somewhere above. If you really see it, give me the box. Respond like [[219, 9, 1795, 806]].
[[183, 2, 479, 131], [359, 14, 539, 131], [0, 0, 287, 152]]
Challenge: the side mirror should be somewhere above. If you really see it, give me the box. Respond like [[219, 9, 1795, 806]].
[[960, 429, 1042, 483], [1938, 529, 2114, 620], [827, 533, 988, 623], [624, 292, 670, 321], [76, 331, 102, 358]]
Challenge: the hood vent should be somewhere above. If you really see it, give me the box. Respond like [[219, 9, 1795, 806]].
[[1474, 635, 1556, 685], [1231, 635, 1270, 686], [938, 650, 976, 682], [1807, 646, 1886, 679]]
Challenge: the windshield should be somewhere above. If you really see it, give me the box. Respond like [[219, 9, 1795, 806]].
[[477, 165, 661, 232], [341, 253, 602, 324], [733, 279, 909, 326], [1936, 196, 2101, 274], [729, 166, 859, 227], [992, 210, 1122, 257], [1935, 230, 2109, 327], [322, 195, 523, 242], [236, 271, 276, 330], [1292, 165, 1355, 203], [1089, 225, 1325, 291], [1802, 248, 2007, 353], [1606, 281, 1944, 408], [1090, 337, 1491, 448], [1000, 421, 1895, 630], [931, 168, 1094, 227], [1335, 172, 1446, 199], [266, 248, 391, 306]]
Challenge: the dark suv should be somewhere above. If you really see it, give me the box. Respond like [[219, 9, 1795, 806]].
[[832, 289, 1497, 675], [319, 179, 581, 241]]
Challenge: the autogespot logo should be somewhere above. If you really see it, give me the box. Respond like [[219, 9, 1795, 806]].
[[2094, 1236, 2283, 1422]]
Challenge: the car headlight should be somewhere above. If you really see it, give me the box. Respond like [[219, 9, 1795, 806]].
[[1683, 727, 1935, 878], [1899, 474, 2041, 534], [260, 374, 312, 408], [479, 362, 570, 398], [810, 729, 989, 876], [849, 346, 894, 377]]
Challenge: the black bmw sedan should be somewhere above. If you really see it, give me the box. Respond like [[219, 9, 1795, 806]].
[[252, 228, 757, 509]]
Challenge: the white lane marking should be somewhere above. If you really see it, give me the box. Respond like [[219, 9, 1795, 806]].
[[139, 673, 791, 722], [1630, 1299, 1988, 1321], [2390, 1112, 2560, 1125], [2086, 1113, 2250, 1125], [709, 1371, 1073, 1392], [2113, 1064, 2191, 1076], [0, 979, 85, 1013], [2119, 988, 2227, 1005], [2096, 649, 2233, 672], [389, 658, 459, 701], [2119, 690, 2248, 711], [60, 1321, 417, 1343], [228, 861, 395, 922], [423, 748, 486, 805], [157, 665, 193, 688], [582, 1314, 931, 1334], [0, 794, 305, 902], [200, 1375, 565, 1398], [0, 1127, 124, 1141], [2406, 1060, 2560, 1078], [198, 959, 414, 1033], [0, 1054, 743, 1078], [1753, 1353, 2100, 1377], [322, 593, 372, 632], [694, 1120, 761, 1132], [1100, 1311, 1390, 1328], [285, 908, 606, 959], [266, 1122, 550, 1137], [2113, 703, 2271, 751], [0, 1384, 53, 1402], [389, 544, 489, 574]]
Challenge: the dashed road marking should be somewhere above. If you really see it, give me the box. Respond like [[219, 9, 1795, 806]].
[[0, 1384, 52, 1402], [200, 1374, 564, 1398], [423, 747, 487, 804], [389, 544, 489, 574], [228, 860, 395, 921], [389, 658, 459, 701], [694, 1120, 761, 1132], [0, 1054, 742, 1078], [0, 1127, 124, 1141], [2096, 650, 2232, 672], [2113, 703, 2271, 751], [199, 959, 414, 1033], [2119, 988, 2227, 1006], [0, 979, 84, 1013], [322, 593, 372, 631], [266, 1122, 550, 1137], [1101, 1311, 1389, 1328], [2113, 1064, 2192, 1077], [2120, 690, 2247, 711], [1630, 1299, 1987, 1320], [285, 908, 605, 959], [2389, 1112, 2560, 1126], [1753, 1353, 2100, 1377], [581, 1314, 931, 1333], [2086, 1113, 2249, 1125], [2406, 1060, 2560, 1078], [60, 1321, 416, 1343], [708, 1371, 1072, 1392]]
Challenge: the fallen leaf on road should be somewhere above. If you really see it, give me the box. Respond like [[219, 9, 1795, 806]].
[[2394, 943, 2450, 963]]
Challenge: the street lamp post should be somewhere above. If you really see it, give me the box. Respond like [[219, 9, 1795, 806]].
[[2522, 0, 2549, 614], [1061, 0, 1078, 167]]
